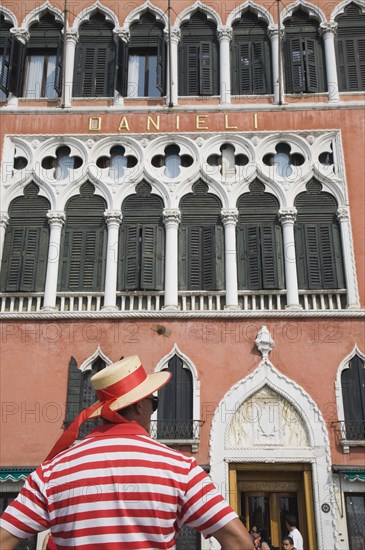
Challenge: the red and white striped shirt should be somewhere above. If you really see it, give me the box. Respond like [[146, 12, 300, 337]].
[[0, 422, 237, 549]]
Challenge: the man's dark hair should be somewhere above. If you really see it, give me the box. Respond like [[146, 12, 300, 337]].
[[285, 515, 297, 528], [283, 536, 294, 545]]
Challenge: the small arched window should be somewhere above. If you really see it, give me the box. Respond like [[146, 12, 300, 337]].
[[336, 3, 365, 92], [341, 355, 365, 440]]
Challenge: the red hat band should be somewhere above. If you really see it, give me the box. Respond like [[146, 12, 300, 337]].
[[95, 365, 147, 402]]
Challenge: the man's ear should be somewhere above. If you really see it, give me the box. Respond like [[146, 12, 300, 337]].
[[134, 400, 143, 416]]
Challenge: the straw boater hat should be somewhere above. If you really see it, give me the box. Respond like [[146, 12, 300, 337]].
[[46, 355, 171, 460]]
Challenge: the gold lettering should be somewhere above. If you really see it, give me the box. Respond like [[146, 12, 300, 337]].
[[89, 117, 101, 131], [176, 115, 180, 131], [195, 115, 208, 130], [118, 117, 130, 132], [254, 113, 258, 129], [147, 116, 160, 131], [224, 114, 238, 130]]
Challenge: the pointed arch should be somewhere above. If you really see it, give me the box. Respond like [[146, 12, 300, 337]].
[[72, 0, 120, 31], [226, 0, 274, 27], [21, 1, 64, 30], [210, 355, 335, 550], [331, 0, 365, 22], [335, 345, 365, 422], [154, 344, 200, 428], [123, 1, 168, 29], [0, 6, 17, 27], [281, 1, 326, 24], [177, 1, 222, 27], [79, 346, 113, 372]]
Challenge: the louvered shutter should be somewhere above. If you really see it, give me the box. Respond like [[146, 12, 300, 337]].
[[155, 225, 164, 291], [124, 225, 140, 290], [261, 225, 277, 289], [237, 226, 247, 289], [333, 223, 345, 289], [83, 229, 101, 289], [252, 41, 266, 94], [157, 34, 165, 94], [187, 44, 199, 95], [338, 38, 365, 91], [64, 357, 82, 428], [3, 228, 24, 291], [304, 225, 321, 289], [0, 36, 11, 95], [275, 224, 285, 289], [286, 37, 304, 93], [65, 229, 83, 289], [237, 42, 250, 94], [215, 225, 225, 290], [246, 226, 261, 290], [304, 37, 319, 92], [54, 36, 63, 96], [202, 226, 214, 290], [318, 224, 337, 289], [21, 229, 39, 291], [295, 224, 307, 289], [199, 42, 213, 95], [115, 37, 128, 95], [141, 225, 156, 289], [189, 226, 202, 289], [178, 226, 189, 290], [341, 356, 365, 439]]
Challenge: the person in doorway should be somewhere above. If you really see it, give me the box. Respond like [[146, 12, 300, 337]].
[[0, 355, 253, 550], [282, 535, 295, 550], [285, 515, 303, 550]]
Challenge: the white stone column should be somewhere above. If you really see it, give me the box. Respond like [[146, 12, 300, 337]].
[[0, 213, 9, 267], [221, 209, 239, 309], [268, 25, 281, 105], [63, 29, 78, 108], [337, 207, 359, 309], [320, 23, 340, 103], [103, 210, 122, 310], [42, 211, 66, 310], [279, 208, 301, 309], [113, 29, 129, 106], [169, 27, 180, 107], [5, 29, 30, 108], [217, 27, 232, 105], [162, 209, 180, 310]]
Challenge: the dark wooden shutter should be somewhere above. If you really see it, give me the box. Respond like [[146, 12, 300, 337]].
[[295, 224, 306, 289], [155, 225, 164, 291], [318, 224, 338, 289], [252, 41, 266, 93], [304, 37, 319, 92], [261, 225, 277, 289], [115, 37, 128, 95], [237, 226, 247, 289], [333, 223, 345, 289], [61, 228, 105, 291], [124, 225, 140, 290], [64, 357, 82, 428], [2, 228, 24, 291], [54, 36, 63, 96], [157, 34, 165, 94], [202, 226, 214, 290], [141, 225, 156, 289], [200, 42, 213, 95], [189, 226, 202, 289], [0, 36, 26, 96], [187, 44, 199, 95], [236, 42, 250, 94], [286, 37, 304, 93], [341, 356, 365, 439], [21, 229, 40, 291], [338, 37, 365, 91], [215, 225, 225, 291], [304, 225, 321, 289], [179, 226, 189, 291], [275, 224, 285, 289], [247, 225, 261, 290]]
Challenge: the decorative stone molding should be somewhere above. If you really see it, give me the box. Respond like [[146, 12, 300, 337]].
[[337, 206, 350, 222], [65, 29, 79, 44], [319, 22, 338, 36], [255, 325, 274, 358], [79, 346, 113, 372], [163, 209, 181, 224], [221, 209, 238, 225], [170, 27, 181, 44], [114, 28, 130, 42], [46, 211, 66, 226], [10, 28, 30, 43], [217, 26, 232, 41], [279, 207, 297, 224], [0, 213, 10, 229], [267, 24, 284, 39], [104, 210, 123, 225]]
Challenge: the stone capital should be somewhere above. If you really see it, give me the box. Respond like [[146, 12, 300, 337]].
[[66, 29, 79, 44], [221, 209, 238, 225], [267, 24, 283, 39], [217, 26, 232, 41], [337, 206, 349, 222], [47, 211, 66, 226], [11, 28, 30, 43], [279, 208, 297, 224], [320, 22, 337, 36], [170, 27, 181, 44], [0, 212, 10, 229], [114, 28, 130, 43], [163, 208, 181, 224], [104, 210, 123, 225]]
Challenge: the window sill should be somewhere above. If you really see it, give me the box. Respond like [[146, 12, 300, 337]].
[[341, 440, 365, 453]]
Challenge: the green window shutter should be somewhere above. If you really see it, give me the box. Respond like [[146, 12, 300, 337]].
[[54, 36, 63, 96], [73, 44, 84, 96], [338, 37, 365, 91], [286, 37, 304, 93], [3, 228, 24, 291], [115, 37, 129, 95], [237, 225, 247, 289], [83, 229, 103, 289], [141, 225, 156, 290], [333, 223, 345, 289], [0, 36, 12, 95], [304, 37, 319, 92], [202, 226, 214, 290], [178, 226, 189, 290], [155, 225, 164, 291], [199, 41, 213, 95], [0, 36, 26, 97], [275, 224, 285, 289], [66, 229, 83, 290], [189, 226, 202, 289], [157, 34, 166, 94], [124, 225, 140, 290], [237, 42, 250, 94], [304, 225, 321, 289], [261, 225, 277, 289], [295, 224, 307, 290], [187, 44, 199, 95], [20, 229, 40, 291], [318, 224, 337, 289], [252, 41, 266, 93], [214, 225, 225, 291], [246, 225, 261, 290]]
